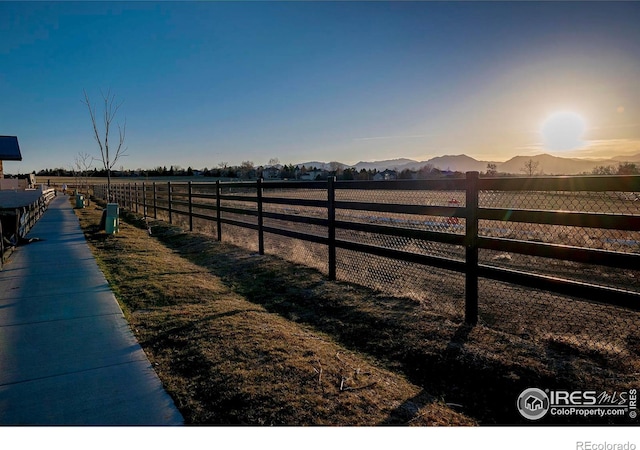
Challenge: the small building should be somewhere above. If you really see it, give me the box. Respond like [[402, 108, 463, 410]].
[[373, 169, 397, 181], [0, 136, 23, 190], [0, 136, 22, 190], [299, 170, 324, 181], [262, 166, 281, 179]]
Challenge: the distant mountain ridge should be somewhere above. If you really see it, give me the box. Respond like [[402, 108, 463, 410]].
[[351, 158, 419, 171], [611, 153, 640, 162], [297, 153, 640, 175]]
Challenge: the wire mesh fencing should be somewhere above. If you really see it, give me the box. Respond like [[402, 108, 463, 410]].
[[332, 185, 466, 318], [262, 185, 329, 274], [98, 175, 640, 394], [474, 186, 640, 386]]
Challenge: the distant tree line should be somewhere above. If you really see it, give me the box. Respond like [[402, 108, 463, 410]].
[[591, 162, 640, 175], [32, 161, 639, 181], [34, 163, 466, 181]]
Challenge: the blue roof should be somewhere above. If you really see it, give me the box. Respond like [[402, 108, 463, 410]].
[[0, 136, 22, 161]]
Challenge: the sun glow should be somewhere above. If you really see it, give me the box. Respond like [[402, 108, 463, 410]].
[[540, 111, 587, 152]]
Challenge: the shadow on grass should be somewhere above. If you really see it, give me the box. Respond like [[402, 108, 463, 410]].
[[120, 210, 633, 425]]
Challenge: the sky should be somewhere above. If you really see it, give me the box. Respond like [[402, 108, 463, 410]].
[[2, 1, 640, 173]]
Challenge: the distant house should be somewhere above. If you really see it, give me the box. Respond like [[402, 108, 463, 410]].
[[262, 166, 281, 179], [299, 170, 324, 181], [373, 169, 397, 181], [0, 136, 22, 188]]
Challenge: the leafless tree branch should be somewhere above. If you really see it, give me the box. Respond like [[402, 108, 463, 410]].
[[82, 89, 128, 201]]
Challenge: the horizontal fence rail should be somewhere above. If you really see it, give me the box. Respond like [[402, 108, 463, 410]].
[[1, 188, 56, 268], [96, 173, 640, 323]]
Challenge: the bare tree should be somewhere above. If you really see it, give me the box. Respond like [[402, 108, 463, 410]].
[[328, 161, 343, 176], [592, 165, 616, 175], [617, 162, 640, 175], [485, 163, 498, 177], [74, 151, 96, 194], [520, 158, 539, 177], [82, 89, 127, 202], [240, 160, 255, 179]]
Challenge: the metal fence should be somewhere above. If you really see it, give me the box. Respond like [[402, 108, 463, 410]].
[[96, 174, 640, 368]]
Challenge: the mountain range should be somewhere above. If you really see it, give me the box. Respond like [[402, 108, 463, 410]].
[[297, 153, 640, 175]]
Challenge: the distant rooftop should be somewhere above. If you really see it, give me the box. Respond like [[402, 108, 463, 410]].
[[0, 189, 43, 209], [0, 136, 22, 161]]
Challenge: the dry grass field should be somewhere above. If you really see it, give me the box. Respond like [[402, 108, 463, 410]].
[[73, 200, 475, 425], [73, 191, 640, 425]]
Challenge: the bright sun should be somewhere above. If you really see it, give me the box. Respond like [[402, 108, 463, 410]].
[[541, 111, 587, 151]]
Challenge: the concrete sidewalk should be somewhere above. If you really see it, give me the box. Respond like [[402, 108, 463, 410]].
[[0, 195, 183, 425]]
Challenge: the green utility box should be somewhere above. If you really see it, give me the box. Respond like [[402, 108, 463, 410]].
[[105, 203, 119, 235], [75, 193, 85, 209]]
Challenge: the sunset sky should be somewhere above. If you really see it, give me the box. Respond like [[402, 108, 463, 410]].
[[2, 1, 640, 173]]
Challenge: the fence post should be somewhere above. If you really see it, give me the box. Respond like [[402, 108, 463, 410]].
[[142, 182, 146, 217], [465, 171, 479, 325], [134, 183, 139, 213], [187, 181, 193, 231], [15, 208, 20, 241], [216, 180, 222, 241], [153, 182, 157, 219], [168, 181, 172, 224], [328, 176, 336, 281], [0, 220, 4, 268], [257, 178, 264, 255]]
